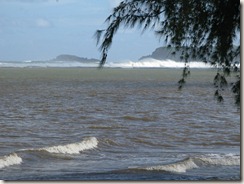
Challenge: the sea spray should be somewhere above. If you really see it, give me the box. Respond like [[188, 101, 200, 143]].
[[0, 58, 213, 68], [106, 59, 212, 68], [0, 153, 22, 169]]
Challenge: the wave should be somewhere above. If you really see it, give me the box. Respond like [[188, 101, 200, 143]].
[[145, 158, 198, 173], [0, 58, 240, 68], [122, 115, 157, 122], [0, 153, 22, 169], [0, 60, 99, 68], [105, 58, 213, 68], [0, 137, 98, 170], [195, 153, 240, 166], [142, 153, 240, 173], [0, 58, 213, 68], [25, 137, 98, 154]]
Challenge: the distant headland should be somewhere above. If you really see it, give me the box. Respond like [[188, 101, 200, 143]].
[[139, 46, 240, 63], [140, 47, 185, 61], [51, 54, 99, 63]]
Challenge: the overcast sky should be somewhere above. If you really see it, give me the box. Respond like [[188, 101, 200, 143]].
[[0, 0, 162, 62]]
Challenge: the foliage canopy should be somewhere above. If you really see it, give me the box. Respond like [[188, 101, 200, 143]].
[[95, 0, 240, 105]]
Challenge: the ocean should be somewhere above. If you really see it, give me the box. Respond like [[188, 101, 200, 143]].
[[0, 62, 240, 181]]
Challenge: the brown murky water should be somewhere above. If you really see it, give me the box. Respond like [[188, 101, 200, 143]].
[[0, 68, 240, 180]]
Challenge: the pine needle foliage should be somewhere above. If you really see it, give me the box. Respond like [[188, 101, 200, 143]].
[[95, 0, 240, 105]]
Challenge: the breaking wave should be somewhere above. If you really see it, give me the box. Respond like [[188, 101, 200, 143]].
[[0, 60, 99, 68], [26, 137, 98, 154], [1, 137, 98, 169], [0, 153, 22, 169], [142, 153, 240, 173], [105, 58, 213, 68], [145, 158, 198, 173], [0, 58, 213, 68], [195, 153, 240, 166]]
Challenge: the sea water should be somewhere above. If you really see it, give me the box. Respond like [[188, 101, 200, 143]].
[[0, 67, 240, 180]]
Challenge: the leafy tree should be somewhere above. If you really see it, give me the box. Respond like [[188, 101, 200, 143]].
[[95, 0, 240, 105]]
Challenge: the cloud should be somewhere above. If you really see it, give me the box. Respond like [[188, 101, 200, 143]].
[[36, 18, 51, 28]]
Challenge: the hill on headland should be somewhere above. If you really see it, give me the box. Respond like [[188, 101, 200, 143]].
[[52, 54, 99, 63], [139, 46, 240, 63], [139, 47, 186, 61]]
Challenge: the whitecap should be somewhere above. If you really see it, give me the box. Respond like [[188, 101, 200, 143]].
[[36, 137, 98, 154], [106, 58, 212, 68], [34, 137, 99, 154], [195, 153, 240, 166], [21, 137, 99, 154], [142, 153, 240, 173], [0, 153, 22, 169], [145, 158, 198, 173]]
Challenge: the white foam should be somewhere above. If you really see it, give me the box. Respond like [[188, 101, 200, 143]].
[[143, 153, 240, 173], [0, 61, 99, 68], [106, 58, 212, 68], [36, 137, 98, 154], [0, 153, 22, 169], [195, 154, 240, 166], [145, 158, 198, 173]]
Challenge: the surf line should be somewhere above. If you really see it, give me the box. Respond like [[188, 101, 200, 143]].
[[0, 137, 98, 169]]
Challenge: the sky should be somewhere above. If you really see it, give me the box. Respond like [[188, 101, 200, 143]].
[[0, 0, 162, 62]]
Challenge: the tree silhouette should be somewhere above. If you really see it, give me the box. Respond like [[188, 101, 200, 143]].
[[96, 0, 240, 105]]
